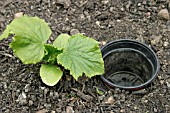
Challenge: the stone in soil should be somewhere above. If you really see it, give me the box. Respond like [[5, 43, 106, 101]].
[[16, 92, 27, 105], [158, 9, 169, 20], [70, 29, 80, 35], [150, 35, 162, 45], [66, 106, 74, 113], [163, 41, 169, 47], [14, 12, 24, 18], [105, 96, 114, 104]]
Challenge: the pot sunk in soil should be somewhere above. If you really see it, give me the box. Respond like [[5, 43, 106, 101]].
[[100, 39, 160, 90]]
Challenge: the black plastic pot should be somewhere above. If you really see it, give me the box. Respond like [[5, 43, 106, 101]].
[[100, 39, 160, 90]]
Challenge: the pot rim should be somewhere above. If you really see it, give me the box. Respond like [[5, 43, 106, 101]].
[[100, 39, 160, 90]]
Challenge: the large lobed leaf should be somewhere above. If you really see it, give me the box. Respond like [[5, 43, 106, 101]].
[[0, 16, 52, 64], [40, 64, 63, 86], [57, 34, 104, 80]]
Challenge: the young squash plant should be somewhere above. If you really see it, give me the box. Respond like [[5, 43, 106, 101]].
[[0, 15, 104, 86]]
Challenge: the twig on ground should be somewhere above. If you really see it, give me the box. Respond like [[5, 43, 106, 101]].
[[0, 52, 15, 59], [71, 88, 93, 101]]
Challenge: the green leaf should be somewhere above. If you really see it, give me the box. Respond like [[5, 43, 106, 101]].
[[0, 26, 10, 40], [43, 44, 62, 64], [7, 16, 51, 64], [40, 64, 63, 86], [96, 88, 104, 95], [95, 87, 105, 95], [57, 34, 104, 80], [53, 34, 70, 49]]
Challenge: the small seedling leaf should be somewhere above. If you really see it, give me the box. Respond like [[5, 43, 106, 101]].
[[57, 34, 104, 80], [43, 44, 62, 64], [40, 64, 63, 86], [53, 34, 70, 49], [96, 87, 105, 95]]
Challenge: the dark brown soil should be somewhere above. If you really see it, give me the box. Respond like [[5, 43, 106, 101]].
[[0, 0, 170, 113]]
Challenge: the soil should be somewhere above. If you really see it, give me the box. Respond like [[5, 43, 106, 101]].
[[0, 0, 170, 113]]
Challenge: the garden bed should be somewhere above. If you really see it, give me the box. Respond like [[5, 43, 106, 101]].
[[0, 0, 170, 112]]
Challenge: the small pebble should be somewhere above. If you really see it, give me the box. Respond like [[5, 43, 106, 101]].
[[109, 7, 114, 12], [71, 23, 76, 27], [51, 111, 56, 113], [126, 1, 132, 10], [5, 109, 10, 113], [65, 17, 69, 22], [158, 9, 169, 20], [86, 15, 91, 21], [54, 92, 59, 97], [142, 1, 147, 5], [49, 91, 54, 97], [120, 109, 125, 112], [144, 100, 148, 103], [159, 80, 164, 85], [16, 92, 27, 105], [116, 19, 121, 22], [40, 87, 45, 90], [166, 82, 170, 87], [151, 35, 162, 44], [106, 96, 114, 104], [138, 3, 142, 6], [100, 41, 106, 46], [28, 100, 33, 106], [22, 92, 26, 98], [163, 41, 169, 47], [146, 12, 151, 17], [24, 84, 30, 92], [120, 95, 125, 102], [101, 0, 109, 4], [154, 108, 158, 112], [14, 12, 24, 18], [70, 29, 79, 35], [80, 14, 85, 20], [158, 76, 162, 80], [134, 106, 137, 110], [120, 7, 125, 11], [66, 106, 74, 113], [96, 21, 100, 26]]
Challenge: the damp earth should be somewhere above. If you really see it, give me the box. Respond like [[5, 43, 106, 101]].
[[0, 0, 170, 113]]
